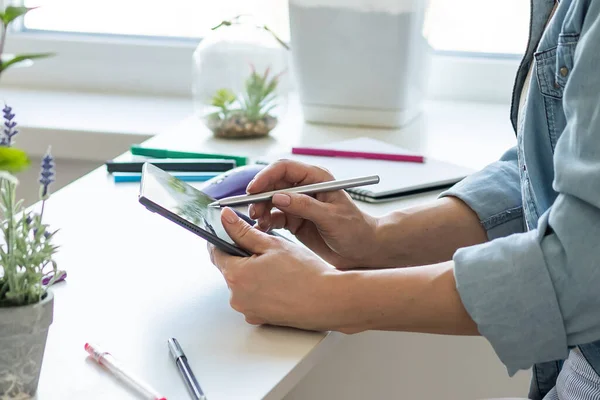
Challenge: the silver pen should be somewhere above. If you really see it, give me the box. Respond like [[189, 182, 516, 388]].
[[168, 338, 207, 400], [208, 175, 380, 207]]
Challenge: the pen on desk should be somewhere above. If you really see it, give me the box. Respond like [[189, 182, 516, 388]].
[[168, 338, 207, 400], [84, 343, 167, 400], [209, 175, 380, 207], [113, 172, 219, 183], [130, 145, 248, 166], [106, 159, 236, 174], [291, 147, 425, 163]]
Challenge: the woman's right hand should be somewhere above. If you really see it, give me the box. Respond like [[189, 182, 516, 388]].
[[246, 160, 380, 269]]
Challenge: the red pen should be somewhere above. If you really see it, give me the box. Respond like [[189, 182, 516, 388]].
[[291, 147, 425, 163], [85, 343, 167, 400]]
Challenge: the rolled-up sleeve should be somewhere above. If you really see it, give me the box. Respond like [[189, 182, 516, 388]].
[[439, 146, 525, 240], [452, 6, 600, 376]]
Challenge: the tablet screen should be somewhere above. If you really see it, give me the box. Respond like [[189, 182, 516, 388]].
[[140, 163, 236, 246]]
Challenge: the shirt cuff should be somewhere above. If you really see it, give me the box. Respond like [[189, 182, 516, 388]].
[[439, 161, 524, 240], [453, 226, 568, 376]]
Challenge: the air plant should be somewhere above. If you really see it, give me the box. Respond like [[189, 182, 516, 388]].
[[204, 15, 287, 138]]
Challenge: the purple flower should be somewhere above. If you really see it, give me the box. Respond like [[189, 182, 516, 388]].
[[1, 104, 19, 146], [42, 270, 67, 286], [39, 147, 55, 198]]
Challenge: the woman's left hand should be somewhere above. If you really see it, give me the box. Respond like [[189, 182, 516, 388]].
[[208, 207, 348, 331]]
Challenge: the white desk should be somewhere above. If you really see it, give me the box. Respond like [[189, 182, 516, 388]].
[[35, 99, 524, 399]]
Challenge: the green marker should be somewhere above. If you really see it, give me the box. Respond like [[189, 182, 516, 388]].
[[130, 145, 248, 166]]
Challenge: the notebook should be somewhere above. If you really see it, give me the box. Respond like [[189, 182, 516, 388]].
[[256, 137, 474, 203]]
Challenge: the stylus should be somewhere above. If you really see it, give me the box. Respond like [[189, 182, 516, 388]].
[[208, 175, 380, 207]]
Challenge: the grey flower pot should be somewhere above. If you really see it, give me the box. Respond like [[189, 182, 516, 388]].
[[0, 291, 53, 399]]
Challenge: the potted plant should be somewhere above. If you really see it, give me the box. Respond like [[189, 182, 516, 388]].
[[0, 5, 53, 80], [205, 66, 282, 138], [192, 15, 290, 139], [0, 105, 65, 399]]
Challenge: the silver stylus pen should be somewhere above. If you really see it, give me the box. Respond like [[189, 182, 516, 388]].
[[168, 338, 207, 400], [208, 175, 380, 207]]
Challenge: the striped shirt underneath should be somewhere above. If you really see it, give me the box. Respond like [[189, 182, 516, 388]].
[[543, 348, 600, 399]]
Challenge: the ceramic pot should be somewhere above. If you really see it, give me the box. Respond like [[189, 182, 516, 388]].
[[289, 0, 431, 128], [0, 291, 53, 399]]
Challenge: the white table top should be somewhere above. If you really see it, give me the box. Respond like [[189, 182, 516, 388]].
[[34, 98, 516, 399]]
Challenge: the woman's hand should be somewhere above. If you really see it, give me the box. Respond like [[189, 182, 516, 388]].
[[246, 160, 381, 269], [208, 207, 351, 331], [208, 209, 478, 336]]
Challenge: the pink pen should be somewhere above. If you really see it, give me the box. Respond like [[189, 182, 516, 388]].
[[85, 343, 167, 400], [291, 147, 425, 163]]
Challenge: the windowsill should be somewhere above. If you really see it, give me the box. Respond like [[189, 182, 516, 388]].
[[1, 87, 192, 161], [1, 87, 512, 165]]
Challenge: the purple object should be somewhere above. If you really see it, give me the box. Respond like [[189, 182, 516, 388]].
[[42, 270, 67, 286], [200, 164, 265, 199]]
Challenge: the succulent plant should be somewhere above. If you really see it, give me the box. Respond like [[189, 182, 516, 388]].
[[207, 65, 282, 138]]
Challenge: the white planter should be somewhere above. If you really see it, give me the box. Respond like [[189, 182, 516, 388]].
[[289, 0, 431, 128], [0, 291, 54, 399]]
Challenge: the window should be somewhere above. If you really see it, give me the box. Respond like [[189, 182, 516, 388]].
[[22, 0, 291, 41], [425, 0, 529, 55], [5, 0, 530, 101], [22, 1, 529, 55]]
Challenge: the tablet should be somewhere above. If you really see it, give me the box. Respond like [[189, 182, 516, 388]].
[[138, 163, 255, 257]]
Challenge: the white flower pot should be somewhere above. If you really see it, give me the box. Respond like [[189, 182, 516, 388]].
[[289, 0, 431, 128], [0, 291, 53, 399]]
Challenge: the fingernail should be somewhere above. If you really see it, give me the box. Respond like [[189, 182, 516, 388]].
[[249, 204, 256, 219], [272, 193, 291, 207], [222, 207, 238, 224], [246, 179, 256, 193], [258, 221, 270, 231]]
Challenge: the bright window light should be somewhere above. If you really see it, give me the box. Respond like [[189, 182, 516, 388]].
[[22, 0, 529, 55], [424, 0, 530, 55], [22, 0, 291, 40]]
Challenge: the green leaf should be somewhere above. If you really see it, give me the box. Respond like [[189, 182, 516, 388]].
[[0, 147, 29, 173], [210, 88, 236, 108], [0, 53, 55, 73], [0, 6, 37, 26], [0, 171, 18, 184]]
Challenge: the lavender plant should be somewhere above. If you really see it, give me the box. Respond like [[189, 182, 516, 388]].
[[0, 105, 64, 307]]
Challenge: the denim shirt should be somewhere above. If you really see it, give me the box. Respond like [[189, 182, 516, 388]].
[[440, 0, 600, 397]]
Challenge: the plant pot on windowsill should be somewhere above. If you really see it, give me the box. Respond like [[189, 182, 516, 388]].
[[206, 107, 279, 139], [289, 0, 431, 128], [192, 15, 291, 139], [0, 291, 54, 399]]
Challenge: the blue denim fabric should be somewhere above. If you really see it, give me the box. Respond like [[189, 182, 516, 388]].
[[439, 0, 600, 397]]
